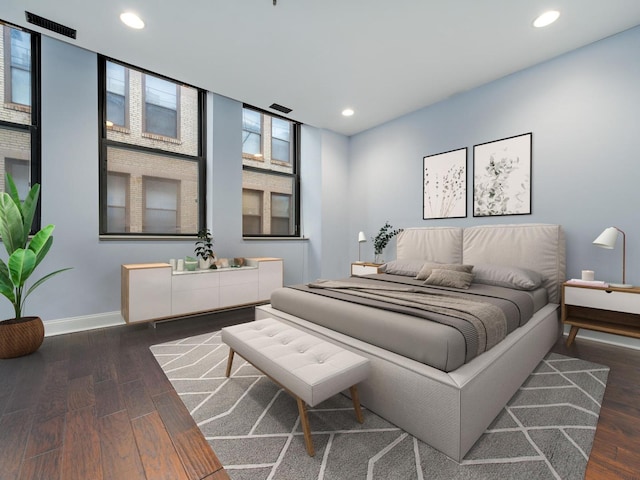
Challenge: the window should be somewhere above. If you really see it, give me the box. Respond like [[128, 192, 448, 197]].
[[106, 172, 129, 233], [0, 21, 40, 231], [143, 177, 179, 233], [5, 158, 30, 198], [242, 109, 262, 157], [4, 27, 31, 107], [99, 57, 205, 236], [144, 74, 178, 139], [242, 106, 300, 237], [106, 61, 128, 128], [271, 193, 291, 235], [271, 117, 291, 163], [242, 189, 263, 235]]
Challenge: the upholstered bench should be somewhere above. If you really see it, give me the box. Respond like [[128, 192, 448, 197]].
[[221, 317, 370, 456]]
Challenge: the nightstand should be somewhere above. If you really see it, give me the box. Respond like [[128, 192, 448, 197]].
[[561, 282, 640, 346], [351, 262, 382, 276]]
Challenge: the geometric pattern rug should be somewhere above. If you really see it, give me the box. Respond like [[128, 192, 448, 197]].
[[150, 331, 609, 480]]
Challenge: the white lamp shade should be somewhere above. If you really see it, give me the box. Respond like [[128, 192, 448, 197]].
[[593, 227, 619, 249], [358, 231, 367, 243]]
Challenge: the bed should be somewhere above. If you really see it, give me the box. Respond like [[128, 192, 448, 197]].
[[256, 223, 566, 461]]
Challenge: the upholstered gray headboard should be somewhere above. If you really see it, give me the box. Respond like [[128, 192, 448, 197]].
[[396, 224, 566, 303]]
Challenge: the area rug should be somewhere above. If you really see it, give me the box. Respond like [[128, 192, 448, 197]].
[[150, 331, 609, 480]]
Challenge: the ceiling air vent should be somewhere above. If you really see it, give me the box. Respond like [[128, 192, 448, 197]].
[[269, 103, 292, 114], [25, 11, 77, 39]]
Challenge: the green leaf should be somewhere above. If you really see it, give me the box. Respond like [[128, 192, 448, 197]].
[[21, 182, 40, 240], [28, 224, 54, 267], [8, 249, 37, 288], [0, 260, 16, 303], [0, 193, 26, 255]]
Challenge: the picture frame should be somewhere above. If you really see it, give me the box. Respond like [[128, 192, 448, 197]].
[[473, 132, 532, 217], [423, 147, 467, 220]]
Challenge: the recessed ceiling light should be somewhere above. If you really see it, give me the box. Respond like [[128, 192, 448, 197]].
[[342, 108, 355, 117], [533, 10, 560, 28], [120, 12, 145, 29]]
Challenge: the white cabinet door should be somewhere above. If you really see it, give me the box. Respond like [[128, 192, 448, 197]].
[[220, 269, 259, 307], [258, 260, 283, 300], [171, 271, 220, 316], [127, 266, 172, 322]]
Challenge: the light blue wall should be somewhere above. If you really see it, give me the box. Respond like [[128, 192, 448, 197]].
[[350, 26, 640, 289]]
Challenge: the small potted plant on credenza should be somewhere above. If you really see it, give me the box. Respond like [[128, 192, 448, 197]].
[[194, 228, 216, 269]]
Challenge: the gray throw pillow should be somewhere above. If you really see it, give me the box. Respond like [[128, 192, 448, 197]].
[[424, 269, 474, 289], [415, 262, 473, 280]]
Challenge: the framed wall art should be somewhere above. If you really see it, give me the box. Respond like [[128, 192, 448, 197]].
[[473, 132, 532, 217], [423, 147, 467, 219]]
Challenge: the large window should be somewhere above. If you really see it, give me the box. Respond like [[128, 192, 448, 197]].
[[0, 21, 40, 231], [242, 106, 300, 237], [99, 57, 205, 236]]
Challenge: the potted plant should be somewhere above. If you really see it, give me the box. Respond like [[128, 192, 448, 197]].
[[194, 228, 215, 269], [0, 174, 71, 359], [372, 221, 403, 263]]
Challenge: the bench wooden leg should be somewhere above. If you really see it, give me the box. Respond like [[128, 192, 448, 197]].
[[225, 349, 235, 377], [296, 397, 315, 456], [349, 385, 364, 423]]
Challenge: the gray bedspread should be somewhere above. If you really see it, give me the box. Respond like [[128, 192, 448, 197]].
[[271, 274, 540, 372]]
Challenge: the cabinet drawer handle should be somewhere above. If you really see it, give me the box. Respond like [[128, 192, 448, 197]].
[[605, 290, 612, 293]]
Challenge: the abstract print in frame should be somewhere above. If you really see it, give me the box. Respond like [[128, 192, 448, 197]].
[[423, 147, 467, 219], [473, 132, 532, 217]]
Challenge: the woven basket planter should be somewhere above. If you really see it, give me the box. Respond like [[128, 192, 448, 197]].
[[0, 316, 44, 359]]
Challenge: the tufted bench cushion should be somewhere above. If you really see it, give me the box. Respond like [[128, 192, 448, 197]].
[[221, 317, 370, 456]]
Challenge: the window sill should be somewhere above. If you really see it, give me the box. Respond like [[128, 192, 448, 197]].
[[100, 234, 198, 241], [243, 236, 309, 241]]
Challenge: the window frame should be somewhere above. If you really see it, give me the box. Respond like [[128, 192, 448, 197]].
[[241, 104, 300, 238], [97, 55, 206, 237], [0, 21, 41, 233]]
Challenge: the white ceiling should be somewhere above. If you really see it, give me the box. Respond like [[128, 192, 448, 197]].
[[2, 1, 640, 136]]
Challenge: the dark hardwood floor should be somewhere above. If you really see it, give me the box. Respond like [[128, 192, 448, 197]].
[[1, 307, 639, 479], [0, 308, 253, 480]]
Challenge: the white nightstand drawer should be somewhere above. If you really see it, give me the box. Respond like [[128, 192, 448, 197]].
[[564, 286, 640, 314], [351, 263, 381, 276]]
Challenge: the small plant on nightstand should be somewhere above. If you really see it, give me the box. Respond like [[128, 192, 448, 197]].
[[372, 221, 403, 263], [194, 228, 215, 269]]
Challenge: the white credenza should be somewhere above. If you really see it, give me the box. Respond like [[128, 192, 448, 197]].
[[121, 257, 283, 323]]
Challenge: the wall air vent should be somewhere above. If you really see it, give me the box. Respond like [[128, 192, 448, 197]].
[[25, 11, 77, 39], [269, 103, 292, 114]]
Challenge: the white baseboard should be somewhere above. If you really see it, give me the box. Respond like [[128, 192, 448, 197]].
[[44, 311, 126, 337]]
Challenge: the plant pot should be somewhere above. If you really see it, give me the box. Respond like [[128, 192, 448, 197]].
[[0, 316, 44, 359], [198, 257, 211, 270]]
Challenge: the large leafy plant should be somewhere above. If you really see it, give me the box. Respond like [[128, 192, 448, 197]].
[[0, 175, 70, 320]]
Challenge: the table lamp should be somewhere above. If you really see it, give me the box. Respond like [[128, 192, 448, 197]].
[[358, 231, 366, 262], [593, 226, 633, 288]]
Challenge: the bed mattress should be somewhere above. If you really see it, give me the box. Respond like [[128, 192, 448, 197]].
[[270, 273, 547, 372]]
